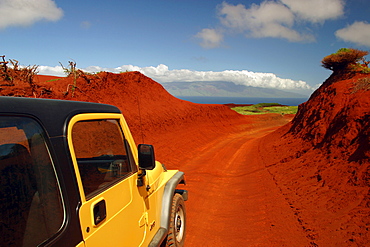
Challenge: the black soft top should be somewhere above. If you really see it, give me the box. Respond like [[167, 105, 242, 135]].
[[0, 96, 121, 137]]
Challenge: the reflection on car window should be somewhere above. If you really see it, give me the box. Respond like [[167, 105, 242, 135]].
[[72, 119, 134, 199], [0, 116, 64, 247]]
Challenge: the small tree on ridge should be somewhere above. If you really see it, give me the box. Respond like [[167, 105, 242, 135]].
[[321, 48, 369, 73]]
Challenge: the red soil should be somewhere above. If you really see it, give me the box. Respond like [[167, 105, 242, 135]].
[[1, 71, 369, 246], [259, 72, 370, 246]]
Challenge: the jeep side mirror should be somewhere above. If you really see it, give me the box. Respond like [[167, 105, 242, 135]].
[[138, 144, 156, 170]]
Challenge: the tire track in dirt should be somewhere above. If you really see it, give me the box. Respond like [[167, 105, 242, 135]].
[[181, 118, 311, 246]]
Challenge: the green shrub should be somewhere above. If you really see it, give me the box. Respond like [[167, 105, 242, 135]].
[[321, 48, 369, 72], [351, 63, 370, 73]]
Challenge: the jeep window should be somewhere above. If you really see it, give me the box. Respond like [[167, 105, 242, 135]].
[[72, 119, 136, 199], [0, 116, 64, 247]]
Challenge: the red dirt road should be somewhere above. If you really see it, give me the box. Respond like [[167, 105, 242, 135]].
[[177, 115, 310, 246]]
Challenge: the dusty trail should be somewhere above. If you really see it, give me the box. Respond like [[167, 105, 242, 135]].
[[180, 117, 311, 246]]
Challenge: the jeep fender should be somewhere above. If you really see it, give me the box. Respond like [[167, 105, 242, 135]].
[[148, 171, 187, 247]]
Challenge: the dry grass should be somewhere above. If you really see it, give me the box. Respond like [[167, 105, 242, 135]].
[[351, 77, 370, 94]]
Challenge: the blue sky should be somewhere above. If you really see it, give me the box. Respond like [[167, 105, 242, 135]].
[[1, 0, 370, 95]]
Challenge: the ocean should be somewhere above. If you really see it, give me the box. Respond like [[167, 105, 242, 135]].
[[176, 96, 308, 106]]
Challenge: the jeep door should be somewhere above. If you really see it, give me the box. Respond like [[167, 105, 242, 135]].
[[68, 114, 147, 247]]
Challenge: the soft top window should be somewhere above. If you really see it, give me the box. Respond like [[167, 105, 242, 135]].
[[0, 116, 64, 246]]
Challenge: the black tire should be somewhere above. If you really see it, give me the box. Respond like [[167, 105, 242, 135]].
[[166, 194, 186, 247]]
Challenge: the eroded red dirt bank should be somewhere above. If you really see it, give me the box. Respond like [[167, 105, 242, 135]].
[[1, 71, 369, 246], [258, 72, 370, 246]]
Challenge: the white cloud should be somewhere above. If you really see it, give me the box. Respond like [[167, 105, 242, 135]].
[[280, 0, 344, 23], [217, 1, 314, 42], [196, 0, 346, 46], [0, 0, 63, 29], [335, 21, 370, 47], [219, 1, 294, 31], [38, 64, 313, 92], [38, 65, 64, 76], [195, 28, 224, 49]]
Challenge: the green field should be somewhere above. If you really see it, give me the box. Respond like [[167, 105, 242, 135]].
[[231, 103, 298, 115]]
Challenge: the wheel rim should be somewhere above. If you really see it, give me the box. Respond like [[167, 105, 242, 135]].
[[175, 205, 185, 242]]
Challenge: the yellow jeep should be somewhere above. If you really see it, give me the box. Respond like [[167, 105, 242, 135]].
[[0, 96, 187, 246]]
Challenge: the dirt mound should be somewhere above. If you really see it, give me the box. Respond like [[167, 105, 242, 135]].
[[259, 72, 370, 246], [0, 72, 248, 166]]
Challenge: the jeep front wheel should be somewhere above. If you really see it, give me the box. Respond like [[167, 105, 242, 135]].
[[166, 193, 186, 247]]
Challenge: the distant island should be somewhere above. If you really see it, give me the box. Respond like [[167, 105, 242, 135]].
[[161, 81, 308, 98]]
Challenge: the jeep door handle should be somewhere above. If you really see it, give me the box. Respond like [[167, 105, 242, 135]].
[[93, 199, 107, 225]]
